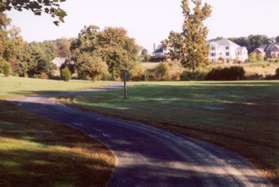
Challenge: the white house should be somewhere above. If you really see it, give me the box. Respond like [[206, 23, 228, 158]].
[[151, 44, 168, 61], [52, 57, 66, 68], [208, 39, 248, 63]]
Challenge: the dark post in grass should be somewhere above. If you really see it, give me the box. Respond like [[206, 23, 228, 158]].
[[122, 70, 129, 99]]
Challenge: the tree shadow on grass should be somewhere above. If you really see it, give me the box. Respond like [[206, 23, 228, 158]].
[[2, 82, 279, 186], [0, 101, 114, 187], [2, 100, 273, 186]]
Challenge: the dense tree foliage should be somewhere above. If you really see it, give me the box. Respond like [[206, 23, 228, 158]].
[[230, 35, 272, 53], [27, 42, 56, 77], [0, 14, 58, 77], [139, 48, 150, 62], [0, 14, 141, 81], [164, 31, 183, 60], [71, 26, 140, 80], [0, 0, 67, 25], [55, 38, 72, 58], [76, 53, 109, 80]]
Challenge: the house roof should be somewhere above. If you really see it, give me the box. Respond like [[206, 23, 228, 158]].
[[265, 43, 279, 52], [254, 48, 265, 53], [209, 38, 240, 48]]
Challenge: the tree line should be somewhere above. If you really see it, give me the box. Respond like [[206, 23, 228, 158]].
[[0, 12, 147, 80], [0, 0, 214, 80], [0, 14, 72, 78], [230, 35, 279, 53]]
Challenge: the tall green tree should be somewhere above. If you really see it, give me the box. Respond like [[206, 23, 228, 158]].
[[26, 42, 56, 77], [71, 26, 139, 80], [0, 13, 11, 57], [5, 26, 30, 76], [181, 0, 212, 71], [164, 31, 184, 60]]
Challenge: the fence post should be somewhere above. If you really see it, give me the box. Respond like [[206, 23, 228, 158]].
[[123, 70, 128, 99]]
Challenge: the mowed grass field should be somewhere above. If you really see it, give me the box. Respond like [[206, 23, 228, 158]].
[[0, 76, 114, 99], [71, 81, 279, 185], [0, 77, 116, 186]]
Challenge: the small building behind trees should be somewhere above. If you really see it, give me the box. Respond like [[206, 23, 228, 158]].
[[251, 43, 279, 59], [150, 44, 168, 62], [265, 43, 279, 59]]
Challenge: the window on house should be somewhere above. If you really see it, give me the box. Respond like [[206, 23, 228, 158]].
[[211, 46, 216, 50], [226, 46, 230, 50], [211, 53, 216, 57], [226, 52, 230, 56]]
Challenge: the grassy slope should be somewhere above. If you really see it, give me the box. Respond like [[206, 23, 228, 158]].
[[72, 81, 279, 185], [0, 77, 116, 186]]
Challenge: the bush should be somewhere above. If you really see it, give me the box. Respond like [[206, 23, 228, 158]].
[[61, 67, 72, 81], [145, 61, 184, 81], [206, 66, 245, 80], [129, 63, 145, 81], [33, 73, 49, 79], [60, 59, 76, 75], [2, 63, 11, 77], [274, 68, 279, 79], [77, 54, 109, 81], [246, 73, 264, 80], [181, 70, 206, 81], [249, 53, 256, 63]]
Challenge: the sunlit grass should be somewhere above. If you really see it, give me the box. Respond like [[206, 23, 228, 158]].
[[0, 76, 114, 99]]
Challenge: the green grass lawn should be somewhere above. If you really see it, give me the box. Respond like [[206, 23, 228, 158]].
[[0, 77, 116, 186], [0, 76, 114, 99], [71, 81, 279, 185]]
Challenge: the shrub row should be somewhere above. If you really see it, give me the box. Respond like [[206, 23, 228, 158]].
[[205, 67, 245, 80], [144, 61, 184, 81], [129, 62, 247, 81], [0, 59, 11, 77]]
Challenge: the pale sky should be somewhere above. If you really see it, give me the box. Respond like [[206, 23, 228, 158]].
[[7, 0, 279, 52]]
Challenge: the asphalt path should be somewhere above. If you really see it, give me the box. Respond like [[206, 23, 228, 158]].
[[10, 86, 272, 187]]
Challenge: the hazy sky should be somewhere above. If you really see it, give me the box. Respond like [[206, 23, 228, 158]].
[[7, 0, 279, 51]]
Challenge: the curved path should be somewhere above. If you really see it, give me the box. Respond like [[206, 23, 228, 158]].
[[11, 87, 272, 187]]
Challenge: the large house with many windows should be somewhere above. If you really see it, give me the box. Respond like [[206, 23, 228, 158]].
[[152, 39, 248, 63], [208, 39, 248, 63]]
